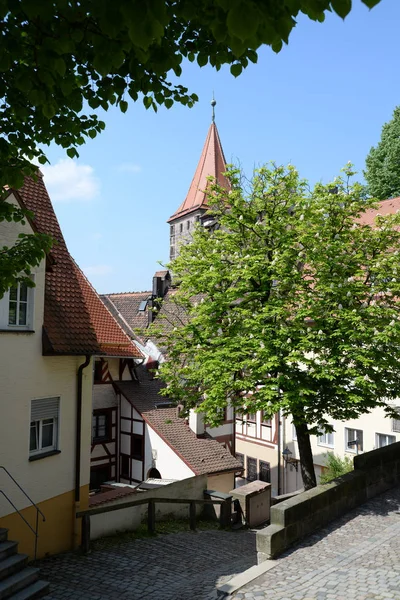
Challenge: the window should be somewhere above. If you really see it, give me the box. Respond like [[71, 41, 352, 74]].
[[318, 429, 334, 448], [9, 282, 28, 325], [131, 435, 144, 461], [376, 433, 396, 448], [138, 300, 148, 311], [292, 424, 297, 441], [170, 225, 174, 235], [187, 220, 190, 230], [259, 461, 270, 483], [392, 410, 400, 433], [345, 428, 363, 453], [235, 453, 244, 468], [92, 412, 110, 442], [261, 412, 271, 426], [30, 397, 59, 457], [180, 223, 183, 233], [247, 413, 256, 423], [246, 456, 257, 481]]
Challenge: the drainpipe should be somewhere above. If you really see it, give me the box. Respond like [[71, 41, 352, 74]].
[[75, 355, 91, 502], [277, 409, 282, 496]]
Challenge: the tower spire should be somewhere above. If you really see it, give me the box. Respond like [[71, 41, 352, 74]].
[[211, 94, 216, 123]]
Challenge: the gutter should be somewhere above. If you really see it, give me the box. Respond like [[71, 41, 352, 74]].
[[75, 355, 91, 502]]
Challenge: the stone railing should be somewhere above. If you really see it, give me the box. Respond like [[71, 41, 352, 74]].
[[257, 441, 400, 562]]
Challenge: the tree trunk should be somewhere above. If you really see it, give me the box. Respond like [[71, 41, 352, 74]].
[[294, 420, 317, 490]]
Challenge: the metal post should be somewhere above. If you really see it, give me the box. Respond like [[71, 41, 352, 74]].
[[34, 509, 39, 561], [81, 514, 91, 554], [147, 500, 156, 534], [189, 501, 196, 531]]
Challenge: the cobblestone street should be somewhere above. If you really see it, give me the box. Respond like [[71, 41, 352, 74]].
[[39, 528, 257, 600], [231, 486, 400, 600]]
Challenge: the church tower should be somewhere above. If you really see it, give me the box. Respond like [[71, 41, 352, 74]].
[[167, 99, 229, 261]]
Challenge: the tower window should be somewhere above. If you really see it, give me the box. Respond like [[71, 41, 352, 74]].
[[180, 223, 183, 233], [170, 225, 174, 234], [187, 221, 190, 230]]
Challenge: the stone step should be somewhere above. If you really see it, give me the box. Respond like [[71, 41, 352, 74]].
[[0, 544, 18, 563], [0, 532, 8, 544], [0, 555, 28, 582], [6, 580, 49, 600], [0, 567, 39, 600]]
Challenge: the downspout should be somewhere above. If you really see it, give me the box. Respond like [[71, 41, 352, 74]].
[[277, 409, 282, 496], [75, 355, 91, 502]]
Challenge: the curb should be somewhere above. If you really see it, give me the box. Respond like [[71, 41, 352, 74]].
[[216, 558, 280, 597]]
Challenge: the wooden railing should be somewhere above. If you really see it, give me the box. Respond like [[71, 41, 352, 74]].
[[76, 495, 232, 554]]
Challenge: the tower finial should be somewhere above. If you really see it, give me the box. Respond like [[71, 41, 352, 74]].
[[211, 93, 216, 123]]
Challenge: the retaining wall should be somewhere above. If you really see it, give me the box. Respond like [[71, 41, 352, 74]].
[[257, 441, 400, 562]]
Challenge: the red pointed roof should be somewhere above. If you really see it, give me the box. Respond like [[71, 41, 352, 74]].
[[15, 174, 142, 358], [168, 122, 230, 222]]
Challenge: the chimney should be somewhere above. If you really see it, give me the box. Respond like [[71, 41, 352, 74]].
[[189, 409, 205, 437]]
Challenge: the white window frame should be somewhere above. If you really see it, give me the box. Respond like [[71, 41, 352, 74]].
[[292, 424, 297, 441], [392, 409, 400, 433], [345, 427, 363, 453], [317, 429, 334, 448], [29, 397, 59, 457], [375, 432, 396, 448], [0, 278, 35, 331]]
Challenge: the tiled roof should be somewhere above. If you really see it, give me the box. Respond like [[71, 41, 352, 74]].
[[154, 270, 169, 278], [89, 485, 138, 507], [168, 122, 230, 222], [15, 175, 142, 358], [360, 197, 400, 226], [103, 292, 152, 333], [116, 371, 241, 476]]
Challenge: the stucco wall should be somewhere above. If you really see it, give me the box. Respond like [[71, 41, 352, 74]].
[[207, 472, 235, 495], [145, 424, 195, 480], [90, 474, 207, 539]]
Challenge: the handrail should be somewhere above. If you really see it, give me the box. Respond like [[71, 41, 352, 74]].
[[0, 466, 45, 521], [77, 495, 232, 554], [0, 466, 46, 560], [0, 491, 37, 536]]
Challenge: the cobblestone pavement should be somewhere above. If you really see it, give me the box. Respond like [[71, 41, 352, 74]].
[[231, 486, 400, 600], [39, 529, 257, 600]]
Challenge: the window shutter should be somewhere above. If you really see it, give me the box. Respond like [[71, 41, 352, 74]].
[[31, 397, 60, 421]]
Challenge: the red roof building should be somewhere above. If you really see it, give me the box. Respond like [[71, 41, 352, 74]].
[[14, 174, 142, 359], [168, 108, 230, 261]]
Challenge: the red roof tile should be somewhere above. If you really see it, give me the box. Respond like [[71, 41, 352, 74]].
[[103, 291, 152, 333], [168, 123, 230, 222], [89, 486, 138, 507], [15, 174, 142, 358], [116, 370, 242, 476], [360, 197, 400, 226]]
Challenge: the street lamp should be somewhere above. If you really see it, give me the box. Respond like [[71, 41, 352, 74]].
[[282, 446, 298, 471]]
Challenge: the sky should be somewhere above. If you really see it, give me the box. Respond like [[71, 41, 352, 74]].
[[41, 0, 400, 295]]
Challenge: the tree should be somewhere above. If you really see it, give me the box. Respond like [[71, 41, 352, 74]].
[[365, 106, 400, 200], [319, 453, 353, 484], [157, 163, 400, 490], [0, 0, 382, 293]]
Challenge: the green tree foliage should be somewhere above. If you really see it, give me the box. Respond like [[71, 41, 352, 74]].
[[158, 163, 400, 489], [0, 0, 382, 292], [319, 452, 353, 484], [365, 106, 400, 200]]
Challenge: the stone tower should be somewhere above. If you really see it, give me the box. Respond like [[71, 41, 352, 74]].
[[167, 101, 229, 261]]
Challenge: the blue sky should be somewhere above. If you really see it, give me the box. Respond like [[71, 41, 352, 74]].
[[42, 0, 399, 294]]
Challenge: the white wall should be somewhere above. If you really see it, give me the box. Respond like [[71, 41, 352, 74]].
[[145, 424, 195, 481]]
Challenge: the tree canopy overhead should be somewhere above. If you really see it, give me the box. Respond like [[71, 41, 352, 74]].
[[364, 106, 400, 201], [0, 0, 382, 293], [157, 163, 400, 489]]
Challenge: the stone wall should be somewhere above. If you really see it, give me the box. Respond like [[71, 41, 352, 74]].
[[257, 441, 400, 562]]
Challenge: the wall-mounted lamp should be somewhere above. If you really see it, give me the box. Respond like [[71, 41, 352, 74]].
[[282, 447, 298, 471]]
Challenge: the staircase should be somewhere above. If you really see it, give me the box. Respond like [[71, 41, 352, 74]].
[[0, 529, 49, 600]]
